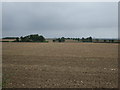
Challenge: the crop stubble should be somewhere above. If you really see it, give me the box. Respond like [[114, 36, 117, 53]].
[[2, 42, 118, 88]]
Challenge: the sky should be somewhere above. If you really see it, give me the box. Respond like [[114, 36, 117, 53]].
[[2, 2, 118, 38]]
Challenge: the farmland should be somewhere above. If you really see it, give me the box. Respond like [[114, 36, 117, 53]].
[[2, 42, 118, 88]]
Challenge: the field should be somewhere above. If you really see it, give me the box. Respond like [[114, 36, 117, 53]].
[[2, 42, 118, 88]]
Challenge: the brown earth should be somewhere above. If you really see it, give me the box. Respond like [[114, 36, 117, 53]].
[[2, 42, 118, 88]]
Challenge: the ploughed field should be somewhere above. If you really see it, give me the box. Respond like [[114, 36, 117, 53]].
[[2, 42, 118, 88]]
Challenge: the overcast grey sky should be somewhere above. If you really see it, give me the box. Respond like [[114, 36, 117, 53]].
[[2, 2, 118, 38]]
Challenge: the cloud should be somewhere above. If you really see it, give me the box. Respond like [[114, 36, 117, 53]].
[[2, 2, 118, 38]]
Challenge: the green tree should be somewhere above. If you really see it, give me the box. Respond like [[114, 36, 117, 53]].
[[16, 37, 19, 42], [61, 37, 65, 42], [20, 34, 46, 42], [81, 37, 85, 42], [39, 35, 45, 42], [53, 40, 56, 42], [104, 40, 106, 42], [88, 37, 92, 42]]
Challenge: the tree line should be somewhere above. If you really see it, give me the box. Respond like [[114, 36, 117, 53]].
[[14, 34, 93, 42], [15, 34, 46, 42], [53, 37, 93, 42], [2, 34, 118, 43]]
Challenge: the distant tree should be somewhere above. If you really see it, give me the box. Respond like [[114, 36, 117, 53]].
[[111, 40, 114, 43], [15, 37, 19, 42], [55, 37, 65, 42], [81, 37, 85, 42], [81, 37, 92, 42], [39, 35, 45, 42], [20, 34, 46, 42], [67, 38, 70, 39], [57, 38, 61, 42], [109, 40, 114, 43], [74, 38, 77, 40], [104, 40, 106, 42], [74, 38, 80, 41], [22, 36, 30, 42], [82, 37, 84, 40], [20, 36, 24, 41], [61, 37, 65, 42], [77, 38, 80, 41], [96, 39, 99, 42], [53, 40, 56, 42], [87, 37, 92, 42]]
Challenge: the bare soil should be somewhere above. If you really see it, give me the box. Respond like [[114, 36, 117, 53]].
[[2, 42, 118, 88]]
